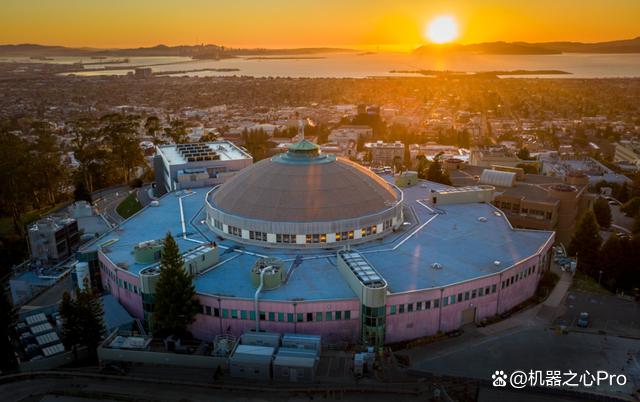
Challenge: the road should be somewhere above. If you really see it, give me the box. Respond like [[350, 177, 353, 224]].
[[92, 186, 128, 226], [0, 373, 429, 402]]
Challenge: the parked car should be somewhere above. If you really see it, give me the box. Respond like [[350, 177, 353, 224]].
[[577, 312, 590, 328]]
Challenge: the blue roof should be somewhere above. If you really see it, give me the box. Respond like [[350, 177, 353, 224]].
[[87, 179, 553, 301]]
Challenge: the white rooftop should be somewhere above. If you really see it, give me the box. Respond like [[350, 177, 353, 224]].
[[157, 141, 251, 165]]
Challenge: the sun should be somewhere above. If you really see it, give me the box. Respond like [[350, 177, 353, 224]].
[[424, 15, 459, 44]]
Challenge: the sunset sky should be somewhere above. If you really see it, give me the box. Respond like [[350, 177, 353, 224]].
[[1, 0, 639, 50]]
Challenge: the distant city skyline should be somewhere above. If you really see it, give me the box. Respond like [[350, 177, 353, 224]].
[[1, 0, 639, 50]]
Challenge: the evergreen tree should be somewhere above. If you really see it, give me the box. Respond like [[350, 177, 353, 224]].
[[59, 286, 105, 361], [592, 198, 612, 228], [0, 279, 18, 372], [568, 210, 602, 275], [59, 291, 81, 359], [76, 286, 106, 360], [153, 233, 201, 337]]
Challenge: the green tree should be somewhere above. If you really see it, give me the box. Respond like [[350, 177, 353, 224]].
[[59, 291, 81, 359], [29, 122, 68, 206], [0, 279, 18, 372], [144, 116, 163, 144], [568, 210, 602, 275], [153, 233, 200, 337], [592, 198, 612, 228], [59, 286, 105, 361], [100, 114, 144, 184], [0, 129, 33, 235], [164, 119, 188, 144]]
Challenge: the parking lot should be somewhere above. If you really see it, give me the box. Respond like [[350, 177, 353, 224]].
[[554, 290, 640, 337]]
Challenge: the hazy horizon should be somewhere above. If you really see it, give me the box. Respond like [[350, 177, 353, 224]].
[[2, 0, 640, 50]]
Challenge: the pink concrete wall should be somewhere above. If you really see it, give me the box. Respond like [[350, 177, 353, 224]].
[[99, 253, 143, 319], [384, 250, 549, 343], [192, 295, 360, 343], [97, 237, 553, 345]]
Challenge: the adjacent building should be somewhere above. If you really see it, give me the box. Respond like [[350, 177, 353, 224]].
[[28, 216, 79, 263], [153, 140, 253, 196], [450, 166, 594, 245], [364, 141, 405, 166]]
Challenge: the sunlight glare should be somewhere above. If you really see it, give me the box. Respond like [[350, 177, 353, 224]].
[[425, 15, 459, 44]]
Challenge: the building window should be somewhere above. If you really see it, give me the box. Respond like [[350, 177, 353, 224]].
[[241, 310, 247, 320], [205, 306, 211, 315], [278, 312, 284, 322], [443, 297, 449, 306], [326, 311, 332, 321], [250, 231, 267, 241], [228, 225, 242, 237], [268, 312, 275, 321], [316, 312, 323, 321], [250, 311, 256, 321], [214, 308, 220, 317], [345, 310, 351, 320], [231, 309, 238, 319], [335, 311, 342, 320], [485, 286, 491, 295], [416, 301, 423, 311], [464, 291, 470, 301], [259, 311, 266, 321], [390, 305, 396, 315], [222, 309, 229, 318], [491, 284, 497, 293], [399, 304, 405, 314], [307, 312, 313, 322], [296, 313, 304, 322], [287, 313, 294, 322], [472, 289, 477, 298], [479, 288, 484, 297], [450, 295, 456, 305], [457, 293, 463, 302], [407, 303, 414, 312]]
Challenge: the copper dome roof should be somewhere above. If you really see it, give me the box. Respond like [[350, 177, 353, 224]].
[[210, 141, 399, 222]]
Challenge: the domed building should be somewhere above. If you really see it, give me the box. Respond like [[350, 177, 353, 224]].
[[206, 140, 403, 248], [85, 140, 555, 349]]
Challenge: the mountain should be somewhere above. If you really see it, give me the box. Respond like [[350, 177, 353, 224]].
[[0, 44, 354, 59], [413, 36, 640, 55]]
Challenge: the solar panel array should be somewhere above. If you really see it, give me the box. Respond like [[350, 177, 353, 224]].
[[176, 143, 220, 162], [339, 251, 386, 288]]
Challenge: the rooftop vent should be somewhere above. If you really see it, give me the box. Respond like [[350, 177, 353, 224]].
[[478, 217, 488, 222], [494, 260, 501, 267], [431, 263, 443, 270]]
